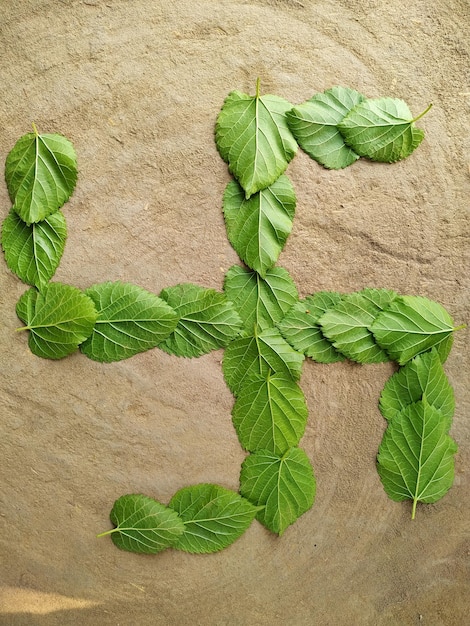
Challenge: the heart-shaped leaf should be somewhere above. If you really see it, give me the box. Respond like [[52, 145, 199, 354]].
[[371, 295, 461, 365], [232, 372, 308, 454], [158, 283, 242, 358], [240, 447, 316, 535], [287, 86, 365, 169], [215, 81, 298, 197], [224, 265, 298, 335], [223, 175, 296, 276], [1, 208, 67, 288], [97, 494, 185, 554], [16, 283, 98, 359], [223, 327, 305, 396], [5, 129, 77, 224], [380, 349, 455, 425], [377, 400, 457, 518], [338, 98, 431, 163], [168, 484, 260, 553], [80, 281, 178, 362]]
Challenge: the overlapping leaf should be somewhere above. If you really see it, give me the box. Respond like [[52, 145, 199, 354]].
[[377, 400, 457, 519], [158, 283, 242, 358], [232, 372, 308, 454], [380, 349, 455, 425], [338, 98, 431, 163], [168, 484, 260, 553], [240, 447, 316, 535], [318, 288, 397, 363], [223, 175, 296, 275], [224, 265, 298, 335], [223, 327, 305, 396], [287, 86, 365, 169], [5, 130, 77, 223], [215, 86, 298, 197], [97, 494, 185, 554], [80, 281, 178, 362], [371, 295, 459, 365], [1, 208, 67, 288], [16, 283, 97, 359], [278, 291, 345, 363]]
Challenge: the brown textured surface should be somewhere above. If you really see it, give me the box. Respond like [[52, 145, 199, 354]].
[[0, 1, 469, 624]]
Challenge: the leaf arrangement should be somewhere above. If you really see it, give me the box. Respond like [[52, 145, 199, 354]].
[[286, 85, 432, 169], [96, 486, 260, 554], [2, 83, 462, 556]]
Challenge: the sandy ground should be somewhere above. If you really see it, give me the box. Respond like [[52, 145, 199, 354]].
[[0, 1, 469, 624]]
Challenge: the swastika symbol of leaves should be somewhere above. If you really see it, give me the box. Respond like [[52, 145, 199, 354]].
[[2, 83, 461, 555]]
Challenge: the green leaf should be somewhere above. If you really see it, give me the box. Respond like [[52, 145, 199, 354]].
[[371, 295, 460, 365], [224, 265, 299, 335], [380, 349, 455, 426], [16, 283, 97, 359], [377, 401, 457, 519], [338, 98, 431, 163], [1, 208, 67, 288], [223, 175, 296, 276], [168, 484, 260, 554], [364, 126, 425, 163], [158, 283, 242, 358], [223, 327, 305, 396], [240, 447, 316, 535], [80, 281, 178, 362], [97, 494, 185, 554], [5, 130, 77, 224], [318, 288, 397, 363], [278, 291, 345, 363], [215, 83, 298, 197], [287, 86, 365, 169], [232, 372, 308, 454]]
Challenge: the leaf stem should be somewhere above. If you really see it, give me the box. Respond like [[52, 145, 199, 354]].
[[412, 103, 432, 123], [96, 527, 118, 538], [16, 326, 30, 332], [32, 122, 39, 137], [256, 77, 261, 99], [453, 323, 466, 332], [411, 498, 418, 520]]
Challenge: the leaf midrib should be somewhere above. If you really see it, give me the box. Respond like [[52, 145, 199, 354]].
[[351, 119, 410, 128], [252, 91, 260, 193], [411, 410, 427, 519], [95, 317, 166, 324], [31, 223, 42, 284], [277, 454, 285, 529], [183, 511, 249, 525], [21, 317, 91, 331], [381, 327, 454, 336]]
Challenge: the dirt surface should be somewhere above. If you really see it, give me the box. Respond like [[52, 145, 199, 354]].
[[1, 1, 469, 624]]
